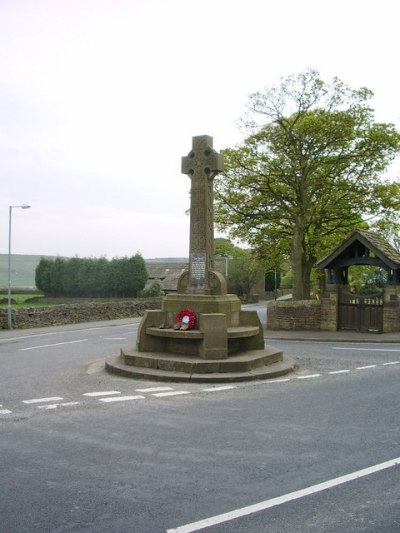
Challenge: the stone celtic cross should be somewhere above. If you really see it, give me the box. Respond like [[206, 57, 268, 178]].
[[181, 135, 224, 294]]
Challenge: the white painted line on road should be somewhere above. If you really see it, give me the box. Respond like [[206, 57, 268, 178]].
[[383, 361, 400, 365], [83, 391, 121, 397], [202, 386, 237, 392], [296, 374, 321, 379], [87, 323, 138, 331], [267, 378, 291, 383], [37, 402, 80, 410], [23, 396, 63, 404], [99, 395, 145, 403], [333, 347, 400, 352], [0, 322, 139, 343], [167, 456, 400, 533], [136, 387, 173, 393], [0, 409, 12, 415], [20, 339, 88, 351], [329, 370, 350, 375], [356, 365, 377, 370], [152, 391, 191, 398]]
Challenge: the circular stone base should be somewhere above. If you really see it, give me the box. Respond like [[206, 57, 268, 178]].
[[105, 347, 296, 383]]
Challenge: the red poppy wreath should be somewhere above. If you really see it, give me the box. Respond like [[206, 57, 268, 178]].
[[175, 308, 196, 330]]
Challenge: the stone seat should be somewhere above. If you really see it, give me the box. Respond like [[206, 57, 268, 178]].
[[146, 325, 260, 340], [227, 326, 259, 338], [146, 327, 203, 339]]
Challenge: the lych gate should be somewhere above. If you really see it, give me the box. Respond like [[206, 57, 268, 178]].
[[317, 230, 400, 333]]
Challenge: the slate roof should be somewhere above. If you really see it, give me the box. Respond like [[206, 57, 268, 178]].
[[145, 258, 228, 292], [317, 230, 400, 270], [146, 262, 187, 292]]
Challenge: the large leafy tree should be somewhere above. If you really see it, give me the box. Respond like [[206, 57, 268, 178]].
[[215, 69, 400, 299], [214, 238, 264, 299]]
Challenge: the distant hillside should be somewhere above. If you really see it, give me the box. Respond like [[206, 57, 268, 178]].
[[146, 258, 188, 263], [0, 254, 190, 290], [0, 254, 55, 289]]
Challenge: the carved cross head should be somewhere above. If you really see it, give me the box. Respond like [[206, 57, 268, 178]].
[[181, 135, 224, 180]]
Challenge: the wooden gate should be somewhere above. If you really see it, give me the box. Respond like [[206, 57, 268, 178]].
[[338, 290, 384, 333]]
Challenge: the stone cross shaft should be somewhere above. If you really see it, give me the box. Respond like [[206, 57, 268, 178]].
[[181, 135, 224, 293]]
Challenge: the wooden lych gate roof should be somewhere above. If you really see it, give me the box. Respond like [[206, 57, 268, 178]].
[[317, 230, 400, 285]]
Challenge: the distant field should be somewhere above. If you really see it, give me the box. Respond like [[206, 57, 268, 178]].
[[0, 254, 49, 289]]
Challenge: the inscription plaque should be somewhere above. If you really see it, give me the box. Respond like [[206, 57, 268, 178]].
[[190, 253, 206, 286]]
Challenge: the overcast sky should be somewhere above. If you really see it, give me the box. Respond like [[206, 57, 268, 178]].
[[1, 0, 399, 259]]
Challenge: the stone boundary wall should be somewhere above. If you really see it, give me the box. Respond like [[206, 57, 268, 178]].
[[267, 300, 323, 331], [267, 291, 400, 332], [383, 304, 400, 333], [0, 299, 162, 330]]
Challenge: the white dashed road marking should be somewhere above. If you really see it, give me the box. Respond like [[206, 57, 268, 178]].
[[99, 395, 145, 403], [202, 386, 237, 392], [37, 402, 80, 410], [5, 358, 398, 417], [83, 391, 121, 397], [136, 387, 173, 393], [152, 391, 191, 398], [23, 397, 64, 404]]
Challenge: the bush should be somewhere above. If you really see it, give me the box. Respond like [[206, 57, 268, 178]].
[[140, 280, 164, 298]]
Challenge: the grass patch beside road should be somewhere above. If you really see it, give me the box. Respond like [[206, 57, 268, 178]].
[[0, 295, 152, 308], [0, 294, 47, 307]]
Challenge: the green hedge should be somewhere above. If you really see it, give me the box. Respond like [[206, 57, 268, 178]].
[[35, 254, 148, 298]]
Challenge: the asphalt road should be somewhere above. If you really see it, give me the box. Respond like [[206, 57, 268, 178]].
[[0, 307, 399, 532]]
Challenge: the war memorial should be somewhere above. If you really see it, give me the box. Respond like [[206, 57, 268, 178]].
[[105, 136, 295, 382]]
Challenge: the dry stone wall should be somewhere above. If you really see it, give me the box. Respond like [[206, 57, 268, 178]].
[[0, 299, 162, 330]]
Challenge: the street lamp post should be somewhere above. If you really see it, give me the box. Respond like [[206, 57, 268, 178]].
[[7, 204, 31, 330]]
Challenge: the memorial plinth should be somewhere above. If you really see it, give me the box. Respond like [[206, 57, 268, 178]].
[[105, 136, 295, 382]]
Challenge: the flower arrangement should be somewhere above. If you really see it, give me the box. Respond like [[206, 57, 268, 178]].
[[174, 308, 196, 330]]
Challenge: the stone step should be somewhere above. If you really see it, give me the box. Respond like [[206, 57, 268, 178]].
[[121, 346, 282, 373], [105, 351, 296, 383]]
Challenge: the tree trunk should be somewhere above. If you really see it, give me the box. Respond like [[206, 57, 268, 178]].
[[291, 225, 312, 300]]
